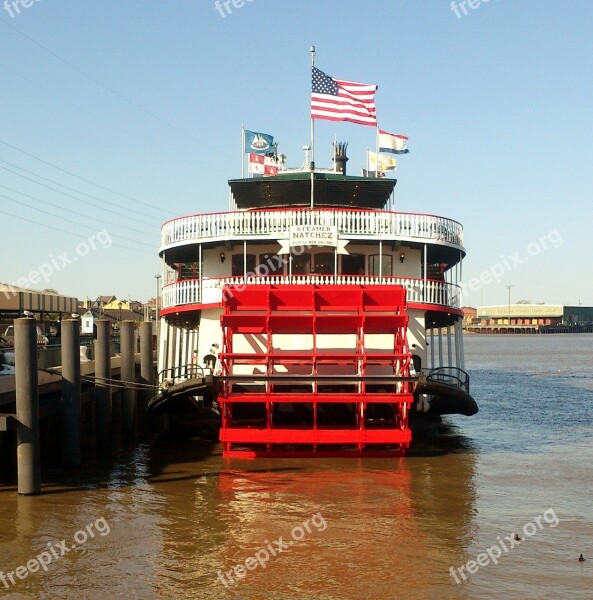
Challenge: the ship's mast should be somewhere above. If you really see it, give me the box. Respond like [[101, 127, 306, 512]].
[[310, 45, 315, 208]]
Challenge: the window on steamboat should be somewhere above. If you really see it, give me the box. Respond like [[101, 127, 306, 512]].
[[341, 253, 365, 276], [259, 253, 284, 277], [312, 252, 334, 275], [178, 262, 199, 280], [232, 253, 257, 276], [291, 252, 311, 275], [369, 254, 393, 277]]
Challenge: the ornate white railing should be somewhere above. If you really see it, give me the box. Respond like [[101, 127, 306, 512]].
[[161, 209, 463, 250], [161, 276, 461, 310]]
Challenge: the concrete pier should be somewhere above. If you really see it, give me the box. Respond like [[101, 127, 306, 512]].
[[15, 318, 41, 495]]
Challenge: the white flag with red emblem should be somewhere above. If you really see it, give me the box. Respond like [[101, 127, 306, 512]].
[[248, 153, 278, 177]]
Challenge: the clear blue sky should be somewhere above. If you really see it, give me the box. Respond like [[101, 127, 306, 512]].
[[1, 0, 591, 306]]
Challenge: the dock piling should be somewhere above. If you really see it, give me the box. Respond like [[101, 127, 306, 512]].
[[62, 319, 82, 467], [15, 317, 41, 495], [95, 319, 112, 451], [140, 321, 155, 403], [120, 321, 136, 433]]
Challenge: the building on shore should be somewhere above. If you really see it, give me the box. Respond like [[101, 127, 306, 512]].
[[466, 304, 593, 334], [80, 296, 147, 329], [0, 284, 78, 337], [462, 306, 478, 327]]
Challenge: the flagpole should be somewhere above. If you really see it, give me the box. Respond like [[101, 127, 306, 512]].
[[375, 126, 379, 178], [333, 132, 337, 172], [366, 147, 369, 175], [241, 125, 245, 178], [310, 45, 315, 209]]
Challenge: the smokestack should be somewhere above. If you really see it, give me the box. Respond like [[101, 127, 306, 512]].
[[333, 142, 349, 175]]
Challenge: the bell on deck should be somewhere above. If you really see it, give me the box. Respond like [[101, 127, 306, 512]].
[[334, 141, 349, 175]]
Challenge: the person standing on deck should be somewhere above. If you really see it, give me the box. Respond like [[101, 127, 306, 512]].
[[203, 343, 219, 372]]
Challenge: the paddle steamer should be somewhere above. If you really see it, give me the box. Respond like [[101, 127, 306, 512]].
[[155, 146, 476, 457]]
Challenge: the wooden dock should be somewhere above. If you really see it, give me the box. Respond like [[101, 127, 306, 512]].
[[0, 318, 156, 495]]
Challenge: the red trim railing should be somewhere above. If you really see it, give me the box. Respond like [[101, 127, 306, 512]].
[[161, 275, 461, 310]]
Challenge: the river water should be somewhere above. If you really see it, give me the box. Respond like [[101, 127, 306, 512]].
[[0, 334, 592, 599]]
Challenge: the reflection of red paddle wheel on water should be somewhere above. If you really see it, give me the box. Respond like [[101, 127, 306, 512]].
[[217, 284, 414, 457], [214, 463, 418, 598], [216, 462, 414, 518]]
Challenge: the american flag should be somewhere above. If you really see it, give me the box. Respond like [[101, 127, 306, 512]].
[[311, 67, 378, 126]]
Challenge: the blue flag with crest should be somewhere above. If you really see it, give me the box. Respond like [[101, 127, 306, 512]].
[[244, 129, 274, 154]]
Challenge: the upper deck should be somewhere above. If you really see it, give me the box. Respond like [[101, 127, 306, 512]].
[[160, 172, 464, 263], [160, 207, 465, 263]]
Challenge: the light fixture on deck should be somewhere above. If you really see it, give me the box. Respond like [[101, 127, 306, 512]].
[[302, 145, 311, 165], [400, 252, 405, 263], [220, 252, 226, 263]]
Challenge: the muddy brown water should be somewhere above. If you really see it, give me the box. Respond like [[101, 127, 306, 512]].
[[1, 334, 592, 599]]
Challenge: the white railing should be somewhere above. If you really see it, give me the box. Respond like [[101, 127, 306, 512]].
[[162, 279, 201, 309], [162, 276, 461, 310], [161, 209, 463, 250]]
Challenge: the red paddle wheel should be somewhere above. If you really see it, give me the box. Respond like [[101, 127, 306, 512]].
[[218, 284, 414, 457]]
